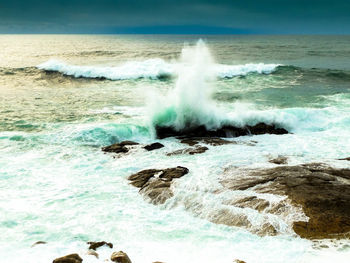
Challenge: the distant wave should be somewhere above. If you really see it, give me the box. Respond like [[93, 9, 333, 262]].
[[36, 59, 281, 80]]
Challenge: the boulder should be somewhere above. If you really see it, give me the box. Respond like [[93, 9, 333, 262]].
[[87, 241, 113, 250], [102, 141, 139, 154], [143, 142, 164, 151], [128, 166, 189, 204], [110, 251, 132, 263], [221, 163, 350, 239], [166, 146, 209, 156], [53, 254, 82, 263], [155, 123, 288, 139]]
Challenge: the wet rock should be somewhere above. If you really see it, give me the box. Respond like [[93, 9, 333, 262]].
[[221, 163, 350, 239], [87, 241, 113, 250], [53, 254, 82, 263], [338, 157, 350, 161], [269, 156, 288, 165], [128, 166, 189, 204], [110, 251, 132, 263], [166, 146, 209, 156], [102, 140, 139, 154], [156, 123, 288, 139], [31, 241, 47, 247], [143, 142, 164, 151], [180, 137, 235, 146], [229, 196, 270, 212]]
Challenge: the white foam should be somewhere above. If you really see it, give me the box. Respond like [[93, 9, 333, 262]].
[[37, 59, 279, 80]]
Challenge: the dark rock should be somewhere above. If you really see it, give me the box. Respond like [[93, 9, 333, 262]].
[[180, 137, 235, 146], [156, 123, 288, 139], [234, 260, 247, 263], [53, 254, 82, 263], [221, 163, 350, 239], [143, 142, 164, 151], [166, 146, 209, 156], [31, 241, 47, 247], [338, 157, 350, 161], [269, 156, 288, 165], [110, 251, 132, 263], [119, 141, 139, 146], [128, 166, 189, 204], [102, 141, 139, 154], [87, 241, 113, 250]]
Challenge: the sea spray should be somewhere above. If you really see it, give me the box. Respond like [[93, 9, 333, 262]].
[[148, 40, 226, 133]]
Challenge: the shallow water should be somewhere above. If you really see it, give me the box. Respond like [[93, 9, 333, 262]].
[[1, 35, 350, 263]]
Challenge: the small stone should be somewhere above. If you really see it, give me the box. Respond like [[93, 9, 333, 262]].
[[143, 142, 164, 151], [110, 251, 132, 263], [53, 253, 82, 263], [87, 241, 113, 250]]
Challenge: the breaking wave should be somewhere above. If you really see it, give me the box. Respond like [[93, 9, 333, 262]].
[[36, 59, 280, 80]]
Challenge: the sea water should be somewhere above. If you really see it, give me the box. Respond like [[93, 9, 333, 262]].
[[1, 35, 350, 263]]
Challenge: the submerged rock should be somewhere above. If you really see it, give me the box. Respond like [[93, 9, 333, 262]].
[[52, 254, 82, 263], [143, 142, 164, 151], [221, 163, 350, 239], [156, 123, 288, 139], [269, 156, 288, 165], [166, 146, 209, 156], [128, 166, 189, 204], [180, 137, 235, 146], [110, 251, 132, 263], [87, 241, 113, 250]]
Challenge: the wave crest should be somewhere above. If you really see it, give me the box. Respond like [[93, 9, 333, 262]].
[[37, 59, 280, 80]]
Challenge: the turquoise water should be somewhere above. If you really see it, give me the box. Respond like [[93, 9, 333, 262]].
[[0, 35, 350, 263]]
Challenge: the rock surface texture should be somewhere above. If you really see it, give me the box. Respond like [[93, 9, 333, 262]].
[[52, 254, 83, 263], [128, 166, 189, 204], [221, 163, 350, 239]]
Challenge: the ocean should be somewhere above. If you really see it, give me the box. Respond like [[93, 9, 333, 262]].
[[0, 34, 350, 263]]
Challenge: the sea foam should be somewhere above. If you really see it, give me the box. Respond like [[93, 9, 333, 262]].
[[37, 59, 279, 80]]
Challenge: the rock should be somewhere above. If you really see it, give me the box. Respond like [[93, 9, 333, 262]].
[[234, 260, 247, 263], [128, 166, 189, 204], [86, 250, 99, 258], [110, 251, 132, 263], [338, 157, 350, 161], [166, 146, 209, 156], [102, 141, 139, 154], [180, 137, 235, 146], [143, 142, 164, 151], [269, 156, 288, 165], [155, 123, 288, 139], [119, 141, 139, 146], [31, 241, 47, 247], [53, 254, 82, 263], [221, 163, 350, 239], [87, 241, 113, 250]]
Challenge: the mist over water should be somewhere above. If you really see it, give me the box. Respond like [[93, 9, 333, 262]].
[[1, 35, 350, 263]]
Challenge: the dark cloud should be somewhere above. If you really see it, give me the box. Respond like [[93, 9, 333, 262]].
[[0, 0, 349, 34]]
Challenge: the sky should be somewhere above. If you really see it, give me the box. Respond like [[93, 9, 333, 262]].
[[0, 0, 349, 34]]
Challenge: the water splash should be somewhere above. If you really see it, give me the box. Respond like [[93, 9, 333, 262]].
[[149, 40, 225, 132]]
